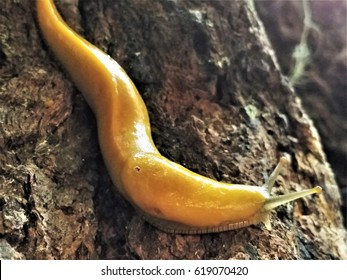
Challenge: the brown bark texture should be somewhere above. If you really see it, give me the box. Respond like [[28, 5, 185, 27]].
[[0, 0, 346, 260], [256, 0, 347, 228]]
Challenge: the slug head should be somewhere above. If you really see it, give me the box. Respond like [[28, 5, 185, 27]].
[[260, 155, 322, 230]]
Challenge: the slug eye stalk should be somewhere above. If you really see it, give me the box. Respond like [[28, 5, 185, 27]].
[[260, 156, 322, 230]]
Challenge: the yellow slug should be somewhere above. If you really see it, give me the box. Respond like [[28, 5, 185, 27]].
[[36, 0, 322, 234]]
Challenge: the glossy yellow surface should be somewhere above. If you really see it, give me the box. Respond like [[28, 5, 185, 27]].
[[37, 0, 321, 234], [121, 153, 266, 228]]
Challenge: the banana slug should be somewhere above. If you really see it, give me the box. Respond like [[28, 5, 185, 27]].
[[36, 0, 322, 234]]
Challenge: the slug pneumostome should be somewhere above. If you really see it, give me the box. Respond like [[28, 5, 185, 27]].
[[36, 0, 322, 234]]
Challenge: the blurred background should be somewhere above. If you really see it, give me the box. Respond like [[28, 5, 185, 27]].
[[255, 0, 347, 227]]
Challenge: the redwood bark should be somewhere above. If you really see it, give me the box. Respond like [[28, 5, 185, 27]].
[[256, 0, 347, 228]]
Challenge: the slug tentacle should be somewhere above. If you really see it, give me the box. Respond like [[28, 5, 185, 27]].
[[37, 0, 322, 234], [263, 186, 322, 211], [262, 155, 322, 211], [263, 156, 289, 193]]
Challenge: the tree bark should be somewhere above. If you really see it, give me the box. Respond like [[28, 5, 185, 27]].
[[256, 0, 347, 229], [0, 0, 346, 260]]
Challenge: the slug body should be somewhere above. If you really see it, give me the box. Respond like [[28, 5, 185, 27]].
[[37, 0, 321, 234]]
